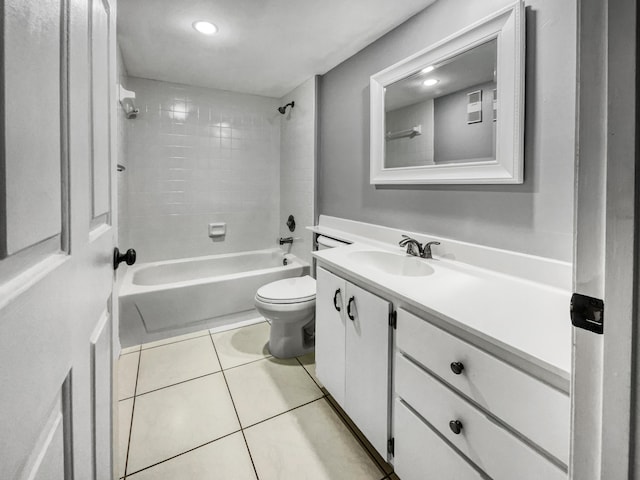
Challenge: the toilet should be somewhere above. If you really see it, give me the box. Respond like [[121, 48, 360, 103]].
[[255, 275, 316, 358], [255, 235, 349, 358]]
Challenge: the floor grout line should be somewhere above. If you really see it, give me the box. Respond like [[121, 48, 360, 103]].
[[208, 332, 261, 480], [133, 371, 221, 398], [123, 350, 142, 479], [295, 355, 323, 390], [124, 429, 243, 478], [241, 396, 327, 431], [119, 323, 385, 479], [220, 353, 274, 373]]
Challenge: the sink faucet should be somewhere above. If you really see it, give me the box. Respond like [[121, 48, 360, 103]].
[[399, 235, 441, 259]]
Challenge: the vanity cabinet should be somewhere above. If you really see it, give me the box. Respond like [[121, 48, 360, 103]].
[[315, 267, 392, 458], [393, 308, 569, 480]]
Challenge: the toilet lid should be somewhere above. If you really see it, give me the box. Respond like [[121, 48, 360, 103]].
[[256, 275, 316, 304]]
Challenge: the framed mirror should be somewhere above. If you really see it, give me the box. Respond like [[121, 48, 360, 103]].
[[370, 2, 524, 184]]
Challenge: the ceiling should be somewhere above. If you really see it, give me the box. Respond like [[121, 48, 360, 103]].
[[386, 39, 497, 111], [117, 0, 436, 98]]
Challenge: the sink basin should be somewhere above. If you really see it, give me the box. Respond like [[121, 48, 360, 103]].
[[347, 250, 435, 277]]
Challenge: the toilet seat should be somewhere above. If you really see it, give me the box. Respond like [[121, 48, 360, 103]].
[[256, 275, 316, 304]]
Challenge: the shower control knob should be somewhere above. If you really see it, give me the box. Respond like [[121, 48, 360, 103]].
[[450, 362, 465, 375], [113, 247, 136, 270]]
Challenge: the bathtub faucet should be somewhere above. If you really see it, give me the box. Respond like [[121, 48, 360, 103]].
[[279, 237, 294, 245]]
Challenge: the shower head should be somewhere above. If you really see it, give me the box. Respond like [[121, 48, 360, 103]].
[[277, 101, 295, 115]]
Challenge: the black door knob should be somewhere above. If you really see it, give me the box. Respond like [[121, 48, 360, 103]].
[[113, 247, 136, 270], [449, 420, 463, 435], [450, 362, 465, 375]]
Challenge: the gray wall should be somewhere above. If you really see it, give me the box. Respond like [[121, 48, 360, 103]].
[[318, 0, 576, 261], [434, 81, 496, 163]]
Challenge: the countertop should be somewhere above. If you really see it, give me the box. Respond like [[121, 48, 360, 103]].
[[311, 232, 572, 390]]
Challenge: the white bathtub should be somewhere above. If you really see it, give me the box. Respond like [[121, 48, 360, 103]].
[[118, 248, 309, 347]]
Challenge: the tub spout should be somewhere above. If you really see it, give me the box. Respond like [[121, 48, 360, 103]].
[[279, 237, 294, 245]]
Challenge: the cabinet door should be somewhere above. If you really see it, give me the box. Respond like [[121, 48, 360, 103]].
[[315, 267, 346, 406], [344, 281, 391, 458]]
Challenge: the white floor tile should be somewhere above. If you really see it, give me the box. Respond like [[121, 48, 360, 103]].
[[225, 357, 323, 427], [211, 322, 271, 369], [118, 351, 139, 400], [126, 432, 256, 480], [127, 374, 240, 474], [118, 398, 134, 479], [136, 336, 220, 394], [297, 352, 323, 388], [244, 399, 384, 480], [141, 329, 210, 350]]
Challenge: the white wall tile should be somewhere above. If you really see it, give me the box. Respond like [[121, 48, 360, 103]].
[[121, 77, 282, 262]]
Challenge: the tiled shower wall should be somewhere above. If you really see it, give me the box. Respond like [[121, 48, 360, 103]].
[[279, 77, 317, 265], [121, 77, 281, 263]]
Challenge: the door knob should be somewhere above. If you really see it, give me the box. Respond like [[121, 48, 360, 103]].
[[113, 247, 136, 270]]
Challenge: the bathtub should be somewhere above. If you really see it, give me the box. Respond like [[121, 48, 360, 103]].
[[118, 248, 309, 348]]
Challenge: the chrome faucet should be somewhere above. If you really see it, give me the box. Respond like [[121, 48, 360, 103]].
[[399, 235, 440, 259], [279, 237, 294, 245]]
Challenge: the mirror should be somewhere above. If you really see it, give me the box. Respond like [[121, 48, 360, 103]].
[[370, 2, 524, 184]]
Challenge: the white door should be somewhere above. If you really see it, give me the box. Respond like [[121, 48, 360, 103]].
[[571, 0, 638, 478], [1, 1, 118, 479], [315, 267, 347, 406], [344, 281, 391, 459]]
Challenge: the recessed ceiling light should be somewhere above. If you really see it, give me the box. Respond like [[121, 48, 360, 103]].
[[423, 78, 439, 87], [421, 66, 435, 74], [193, 21, 218, 35]]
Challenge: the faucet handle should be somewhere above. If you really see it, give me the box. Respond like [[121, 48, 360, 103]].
[[423, 241, 441, 259]]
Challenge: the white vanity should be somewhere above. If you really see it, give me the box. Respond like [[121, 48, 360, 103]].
[[311, 216, 571, 480]]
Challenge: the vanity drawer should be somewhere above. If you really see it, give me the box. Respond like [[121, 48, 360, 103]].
[[396, 308, 570, 465], [394, 398, 485, 480], [395, 354, 566, 480]]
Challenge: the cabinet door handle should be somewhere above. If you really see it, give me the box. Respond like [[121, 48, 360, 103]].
[[333, 289, 341, 312], [450, 362, 465, 375], [347, 296, 356, 321], [449, 420, 463, 435]]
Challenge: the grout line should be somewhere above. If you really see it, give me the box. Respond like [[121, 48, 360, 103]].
[[294, 356, 323, 390], [220, 354, 274, 373], [208, 333, 260, 480], [134, 371, 220, 398], [124, 429, 242, 478], [241, 396, 326, 431], [323, 396, 391, 477], [123, 350, 142, 479]]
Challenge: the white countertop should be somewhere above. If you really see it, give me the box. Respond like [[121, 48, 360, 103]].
[[312, 235, 572, 389]]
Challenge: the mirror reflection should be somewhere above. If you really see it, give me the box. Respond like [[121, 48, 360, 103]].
[[384, 39, 497, 169]]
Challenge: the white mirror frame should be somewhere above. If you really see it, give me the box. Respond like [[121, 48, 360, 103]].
[[370, 1, 525, 185]]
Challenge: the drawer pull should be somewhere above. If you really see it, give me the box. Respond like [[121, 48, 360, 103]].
[[347, 296, 356, 321], [449, 420, 463, 435], [450, 362, 465, 375], [333, 289, 341, 312]]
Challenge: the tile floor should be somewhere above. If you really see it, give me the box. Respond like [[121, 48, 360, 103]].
[[118, 319, 399, 480]]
